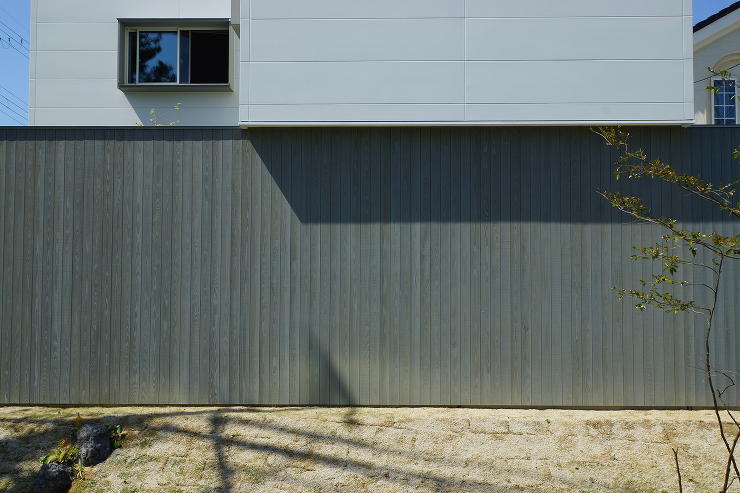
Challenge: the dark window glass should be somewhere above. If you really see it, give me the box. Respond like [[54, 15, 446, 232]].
[[128, 31, 137, 83], [180, 30, 190, 84], [138, 31, 177, 83], [189, 30, 228, 84]]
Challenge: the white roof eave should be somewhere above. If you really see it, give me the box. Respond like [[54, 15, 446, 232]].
[[694, 9, 740, 51]]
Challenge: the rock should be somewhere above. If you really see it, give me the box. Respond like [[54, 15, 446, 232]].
[[76, 423, 111, 466], [30, 462, 74, 493]]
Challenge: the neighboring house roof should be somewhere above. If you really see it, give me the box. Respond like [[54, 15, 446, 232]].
[[694, 1, 740, 51], [694, 1, 740, 32]]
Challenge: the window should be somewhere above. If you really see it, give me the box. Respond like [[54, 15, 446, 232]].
[[712, 78, 738, 125], [119, 20, 232, 91]]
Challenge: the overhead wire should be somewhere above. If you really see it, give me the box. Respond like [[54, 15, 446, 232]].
[[0, 92, 26, 114], [0, 103, 25, 125], [0, 6, 30, 35], [695, 61, 740, 84], [0, 95, 27, 122], [0, 26, 29, 55], [0, 19, 30, 49], [0, 85, 27, 105], [0, 35, 29, 59]]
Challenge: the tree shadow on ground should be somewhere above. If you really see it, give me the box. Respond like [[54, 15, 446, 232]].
[[0, 405, 687, 493]]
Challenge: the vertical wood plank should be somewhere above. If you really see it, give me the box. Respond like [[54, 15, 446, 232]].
[[171, 129, 183, 403], [239, 131, 252, 403], [111, 129, 124, 404], [499, 128, 513, 406], [289, 129, 301, 403], [1, 130, 16, 403], [480, 128, 492, 405], [49, 130, 65, 404], [150, 130, 162, 403], [0, 131, 5, 403], [280, 131, 291, 404], [319, 129, 331, 403], [249, 130, 262, 403], [420, 127, 432, 405], [429, 128, 442, 405], [439, 127, 451, 405], [347, 128, 360, 405], [469, 128, 481, 406], [30, 132, 45, 403], [389, 128, 401, 405], [10, 131, 25, 403], [201, 129, 213, 404], [338, 129, 351, 405], [459, 128, 472, 405], [100, 130, 114, 405], [489, 129, 502, 405], [358, 128, 371, 404], [41, 131, 55, 403], [259, 130, 272, 403], [191, 128, 204, 403], [131, 131, 144, 404], [299, 128, 311, 404], [139, 131, 153, 403], [89, 130, 104, 404], [21, 131, 36, 404], [211, 131, 223, 404], [270, 130, 282, 404], [228, 129, 240, 404], [178, 130, 191, 402], [121, 130, 133, 403], [161, 129, 173, 403], [379, 128, 390, 406]]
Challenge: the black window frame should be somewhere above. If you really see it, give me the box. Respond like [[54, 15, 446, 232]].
[[118, 19, 233, 92]]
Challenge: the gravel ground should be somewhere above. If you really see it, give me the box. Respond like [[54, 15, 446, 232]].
[[0, 406, 736, 492]]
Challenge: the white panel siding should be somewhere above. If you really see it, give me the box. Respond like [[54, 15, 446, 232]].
[[36, 0, 182, 23], [465, 0, 683, 18], [466, 60, 686, 104], [465, 103, 687, 122], [35, 51, 118, 80], [240, 0, 693, 125], [34, 79, 239, 108], [251, 19, 464, 62], [36, 22, 118, 51], [180, 0, 230, 18], [31, 107, 238, 126], [30, 0, 237, 126], [249, 62, 464, 105], [250, 0, 464, 19], [248, 104, 465, 122], [466, 17, 684, 61]]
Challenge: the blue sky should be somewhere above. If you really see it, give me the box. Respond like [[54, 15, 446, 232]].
[[0, 0, 736, 126]]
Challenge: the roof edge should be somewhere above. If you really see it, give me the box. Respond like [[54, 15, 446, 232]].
[[694, 1, 740, 32]]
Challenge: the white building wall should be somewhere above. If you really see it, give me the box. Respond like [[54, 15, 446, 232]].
[[240, 0, 694, 126], [30, 0, 238, 126]]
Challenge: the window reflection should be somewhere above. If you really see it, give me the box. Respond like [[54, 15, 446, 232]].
[[138, 31, 177, 83]]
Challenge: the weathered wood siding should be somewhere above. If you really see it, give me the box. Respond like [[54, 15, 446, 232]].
[[0, 126, 737, 406]]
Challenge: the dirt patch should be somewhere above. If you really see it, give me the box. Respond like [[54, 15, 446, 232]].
[[0, 407, 734, 492]]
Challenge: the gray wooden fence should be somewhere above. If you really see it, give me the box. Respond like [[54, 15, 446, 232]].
[[0, 126, 737, 406]]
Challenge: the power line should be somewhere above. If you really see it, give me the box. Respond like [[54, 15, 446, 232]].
[[0, 36, 29, 59], [0, 19, 29, 47], [695, 61, 740, 84], [0, 85, 27, 105], [0, 6, 30, 35], [0, 92, 25, 113], [0, 24, 29, 51], [0, 96, 26, 121], [0, 104, 25, 125]]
